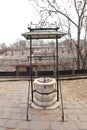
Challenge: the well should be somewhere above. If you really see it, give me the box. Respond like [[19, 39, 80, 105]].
[[22, 24, 66, 119], [31, 77, 60, 109]]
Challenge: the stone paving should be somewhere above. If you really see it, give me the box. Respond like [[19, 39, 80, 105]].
[[0, 78, 87, 130]]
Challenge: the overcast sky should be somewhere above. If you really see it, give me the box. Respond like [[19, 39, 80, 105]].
[[0, 0, 73, 46], [0, 0, 35, 45], [0, 0, 84, 46]]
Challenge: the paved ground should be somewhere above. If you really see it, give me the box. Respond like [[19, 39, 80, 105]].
[[0, 78, 87, 130]]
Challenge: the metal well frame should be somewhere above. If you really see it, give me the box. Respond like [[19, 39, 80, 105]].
[[22, 25, 66, 122]]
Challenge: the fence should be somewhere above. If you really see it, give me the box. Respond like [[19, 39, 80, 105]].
[[0, 69, 87, 77], [0, 58, 87, 72]]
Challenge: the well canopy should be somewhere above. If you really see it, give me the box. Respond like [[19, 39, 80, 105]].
[[22, 28, 66, 39]]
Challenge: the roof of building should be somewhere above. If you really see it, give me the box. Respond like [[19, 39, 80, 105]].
[[22, 28, 66, 39]]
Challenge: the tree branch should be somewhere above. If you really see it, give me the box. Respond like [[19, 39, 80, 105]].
[[74, 0, 79, 17], [46, 0, 78, 28], [80, 0, 86, 18]]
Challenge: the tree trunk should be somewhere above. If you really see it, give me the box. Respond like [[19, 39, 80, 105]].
[[77, 19, 81, 70]]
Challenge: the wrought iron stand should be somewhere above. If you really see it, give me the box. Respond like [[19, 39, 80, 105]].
[[22, 24, 66, 122]]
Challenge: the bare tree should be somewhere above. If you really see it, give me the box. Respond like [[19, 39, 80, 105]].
[[9, 39, 27, 49], [61, 16, 87, 69], [29, 0, 87, 69], [0, 43, 7, 49]]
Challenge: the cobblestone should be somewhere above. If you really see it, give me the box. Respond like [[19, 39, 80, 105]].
[[0, 119, 7, 127], [5, 119, 18, 129], [0, 79, 87, 130]]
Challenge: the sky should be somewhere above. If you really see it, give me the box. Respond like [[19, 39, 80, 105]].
[[0, 0, 74, 46], [0, 0, 85, 46], [0, 0, 35, 45]]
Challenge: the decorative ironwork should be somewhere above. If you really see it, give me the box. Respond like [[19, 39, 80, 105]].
[[27, 21, 59, 30]]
